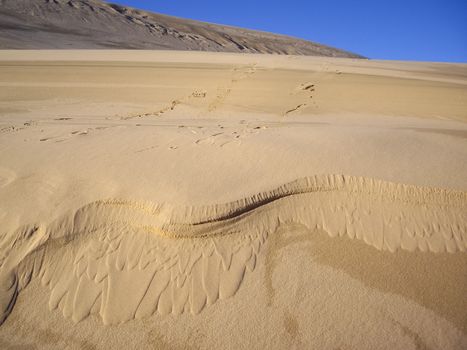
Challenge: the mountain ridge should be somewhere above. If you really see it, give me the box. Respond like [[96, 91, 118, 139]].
[[0, 0, 364, 58]]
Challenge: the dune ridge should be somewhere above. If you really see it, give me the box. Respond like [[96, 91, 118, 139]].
[[0, 174, 465, 326]]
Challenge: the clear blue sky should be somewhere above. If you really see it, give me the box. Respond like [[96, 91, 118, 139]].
[[108, 0, 467, 62]]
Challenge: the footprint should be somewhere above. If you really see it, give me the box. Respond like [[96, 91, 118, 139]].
[[195, 132, 225, 145], [70, 129, 90, 136], [284, 104, 307, 116], [191, 91, 207, 98], [135, 145, 158, 153], [1, 120, 39, 133], [300, 83, 315, 91], [284, 82, 318, 115], [0, 126, 17, 133], [122, 89, 208, 120], [208, 87, 232, 112], [208, 64, 257, 112], [120, 100, 181, 120]]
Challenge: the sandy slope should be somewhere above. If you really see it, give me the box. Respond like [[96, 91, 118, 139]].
[[0, 0, 362, 57], [0, 50, 466, 349]]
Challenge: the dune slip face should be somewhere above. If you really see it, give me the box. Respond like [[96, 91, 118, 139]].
[[0, 174, 465, 326]]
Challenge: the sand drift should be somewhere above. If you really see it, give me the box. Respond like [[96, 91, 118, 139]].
[[1, 175, 465, 326]]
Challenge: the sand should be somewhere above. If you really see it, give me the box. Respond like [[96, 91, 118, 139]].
[[0, 50, 466, 349]]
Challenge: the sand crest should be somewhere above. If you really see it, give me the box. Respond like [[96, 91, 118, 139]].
[[0, 174, 466, 327]]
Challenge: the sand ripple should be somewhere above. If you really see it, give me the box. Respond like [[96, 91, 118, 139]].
[[0, 174, 465, 325]]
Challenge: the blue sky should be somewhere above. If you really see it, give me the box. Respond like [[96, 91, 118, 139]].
[[108, 0, 467, 62]]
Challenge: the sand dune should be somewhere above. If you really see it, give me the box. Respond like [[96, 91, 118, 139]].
[[0, 51, 467, 349]]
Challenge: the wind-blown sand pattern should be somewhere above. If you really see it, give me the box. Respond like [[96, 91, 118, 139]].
[[1, 51, 467, 349], [1, 175, 465, 326]]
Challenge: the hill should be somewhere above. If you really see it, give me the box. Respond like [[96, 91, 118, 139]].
[[0, 0, 363, 57]]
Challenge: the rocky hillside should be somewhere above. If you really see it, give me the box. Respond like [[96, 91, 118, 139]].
[[0, 0, 363, 57]]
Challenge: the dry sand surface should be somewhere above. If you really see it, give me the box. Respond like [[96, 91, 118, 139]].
[[0, 50, 466, 349]]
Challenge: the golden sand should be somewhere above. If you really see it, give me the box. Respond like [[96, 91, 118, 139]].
[[0, 51, 466, 349]]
